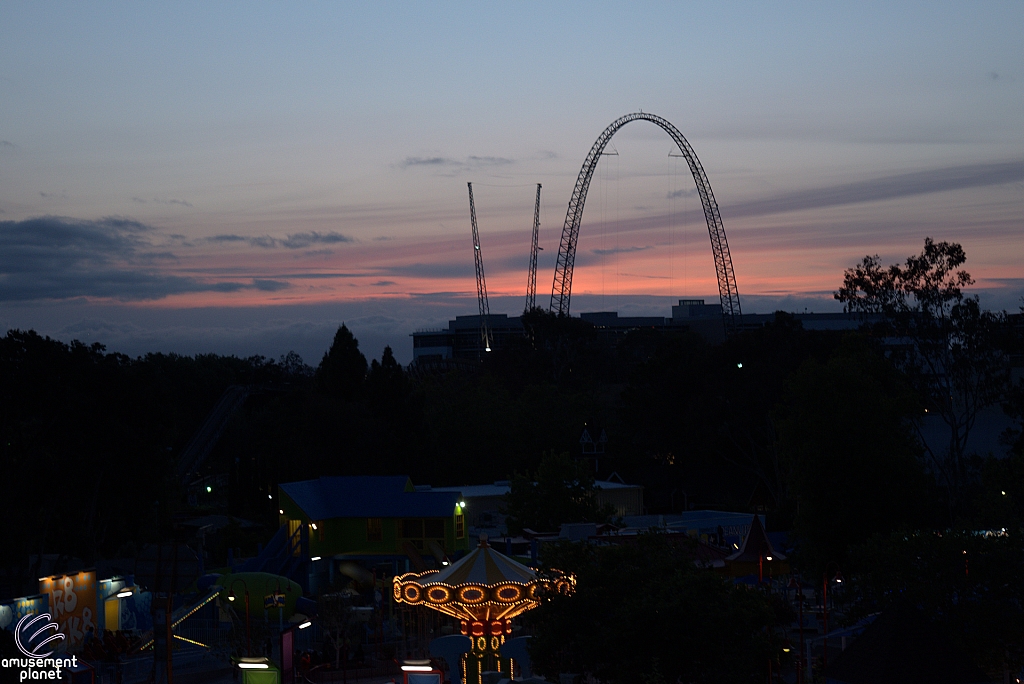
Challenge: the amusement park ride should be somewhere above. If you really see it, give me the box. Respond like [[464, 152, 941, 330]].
[[394, 534, 574, 683], [466, 111, 742, 354], [525, 183, 542, 312], [466, 181, 543, 356], [466, 182, 492, 354]]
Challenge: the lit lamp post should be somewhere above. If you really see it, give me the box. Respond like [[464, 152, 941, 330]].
[[821, 564, 843, 673], [758, 553, 774, 585], [236, 656, 279, 684], [787, 577, 805, 684], [227, 581, 252, 657]]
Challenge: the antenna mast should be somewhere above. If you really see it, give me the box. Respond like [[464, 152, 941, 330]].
[[525, 183, 542, 312], [468, 182, 492, 353]]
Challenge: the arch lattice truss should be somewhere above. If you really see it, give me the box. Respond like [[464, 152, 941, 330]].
[[550, 112, 742, 333]]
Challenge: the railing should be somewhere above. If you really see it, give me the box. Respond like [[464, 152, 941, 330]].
[[174, 618, 231, 650]]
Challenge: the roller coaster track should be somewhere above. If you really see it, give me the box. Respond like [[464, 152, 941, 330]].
[[550, 112, 741, 335]]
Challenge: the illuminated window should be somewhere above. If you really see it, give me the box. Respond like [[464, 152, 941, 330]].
[[366, 518, 383, 542], [456, 513, 465, 538], [424, 519, 445, 539], [402, 519, 423, 538]]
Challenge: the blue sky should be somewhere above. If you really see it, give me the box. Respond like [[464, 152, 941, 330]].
[[2, 2, 1022, 364]]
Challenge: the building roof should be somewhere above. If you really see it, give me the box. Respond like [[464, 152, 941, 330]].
[[593, 479, 641, 490], [725, 514, 786, 562], [280, 476, 461, 520], [825, 602, 991, 684], [429, 483, 509, 498], [426, 479, 638, 499]]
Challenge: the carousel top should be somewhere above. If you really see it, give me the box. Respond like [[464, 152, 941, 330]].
[[421, 534, 536, 586], [393, 534, 574, 621]]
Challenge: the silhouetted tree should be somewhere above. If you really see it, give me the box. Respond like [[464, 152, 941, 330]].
[[777, 337, 934, 574], [278, 350, 314, 379], [527, 534, 779, 683], [316, 324, 367, 399], [503, 451, 613, 534], [366, 346, 407, 405], [850, 528, 1024, 678], [0, 329, 262, 595], [835, 238, 1010, 515], [520, 308, 602, 384]]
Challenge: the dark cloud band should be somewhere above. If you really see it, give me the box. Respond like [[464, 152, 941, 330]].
[[205, 231, 353, 249], [725, 160, 1024, 219], [0, 216, 290, 302]]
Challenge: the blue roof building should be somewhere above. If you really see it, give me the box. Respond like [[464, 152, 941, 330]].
[[277, 476, 470, 568]]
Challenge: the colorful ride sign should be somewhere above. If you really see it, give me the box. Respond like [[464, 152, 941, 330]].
[[39, 570, 97, 652]]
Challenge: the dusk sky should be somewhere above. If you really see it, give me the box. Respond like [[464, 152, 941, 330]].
[[2, 2, 1022, 365]]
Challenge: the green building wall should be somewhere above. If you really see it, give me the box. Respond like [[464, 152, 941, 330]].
[[277, 493, 468, 558]]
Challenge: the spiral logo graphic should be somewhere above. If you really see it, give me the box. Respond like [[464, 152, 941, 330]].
[[14, 613, 65, 658]]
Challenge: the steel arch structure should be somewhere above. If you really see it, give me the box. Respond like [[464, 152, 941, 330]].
[[550, 112, 741, 333]]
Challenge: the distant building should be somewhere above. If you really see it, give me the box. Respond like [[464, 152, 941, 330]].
[[412, 314, 524, 363], [277, 476, 470, 566], [411, 300, 879, 363], [420, 478, 644, 538], [618, 510, 765, 548]]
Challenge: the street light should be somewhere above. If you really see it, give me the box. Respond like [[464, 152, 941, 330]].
[[788, 577, 806, 684], [227, 580, 252, 657], [758, 554, 774, 585], [822, 564, 843, 673], [238, 661, 269, 670]]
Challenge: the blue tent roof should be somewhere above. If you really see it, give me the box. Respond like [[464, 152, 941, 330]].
[[280, 476, 461, 520]]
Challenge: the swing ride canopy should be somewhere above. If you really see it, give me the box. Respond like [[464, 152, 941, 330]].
[[393, 535, 574, 622]]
